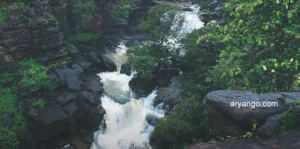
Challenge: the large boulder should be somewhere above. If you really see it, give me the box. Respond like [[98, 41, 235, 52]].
[[55, 67, 82, 91], [56, 92, 78, 105], [190, 131, 300, 149], [120, 62, 131, 76], [258, 114, 281, 137], [129, 75, 156, 96], [83, 74, 104, 94], [75, 102, 105, 131], [204, 90, 299, 126], [31, 105, 72, 141], [79, 90, 101, 105], [101, 55, 117, 72]]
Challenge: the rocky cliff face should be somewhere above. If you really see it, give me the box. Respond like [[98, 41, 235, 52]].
[[0, 0, 134, 148]]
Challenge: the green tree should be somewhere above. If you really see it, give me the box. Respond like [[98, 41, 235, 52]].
[[69, 0, 96, 28], [140, 4, 184, 52], [127, 4, 184, 78], [150, 98, 217, 149], [199, 0, 300, 93], [126, 46, 156, 78]]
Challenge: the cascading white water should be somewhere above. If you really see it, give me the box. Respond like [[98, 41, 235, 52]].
[[167, 4, 204, 55], [91, 4, 203, 149]]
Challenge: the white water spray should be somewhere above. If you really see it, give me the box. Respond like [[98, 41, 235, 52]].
[[91, 4, 203, 149]]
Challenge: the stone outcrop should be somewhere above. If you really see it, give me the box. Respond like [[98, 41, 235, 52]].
[[155, 74, 184, 113], [204, 90, 300, 136], [190, 131, 300, 149]]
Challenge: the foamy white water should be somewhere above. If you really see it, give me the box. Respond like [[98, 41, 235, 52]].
[[92, 46, 164, 149], [167, 5, 204, 54], [91, 4, 203, 149]]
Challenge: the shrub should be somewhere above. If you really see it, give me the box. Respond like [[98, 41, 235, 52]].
[[199, 0, 300, 93], [69, 0, 96, 28], [280, 100, 300, 131], [112, 0, 133, 22], [0, 2, 29, 22], [0, 88, 26, 149], [126, 46, 156, 79], [150, 98, 217, 149], [19, 59, 59, 91]]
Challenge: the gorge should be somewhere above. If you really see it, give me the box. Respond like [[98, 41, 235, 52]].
[[1, 0, 300, 149]]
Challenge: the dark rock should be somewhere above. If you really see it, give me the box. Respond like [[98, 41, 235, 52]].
[[80, 130, 94, 143], [57, 92, 77, 105], [87, 51, 102, 65], [2, 116, 14, 128], [101, 55, 117, 72], [31, 105, 72, 140], [155, 75, 184, 111], [76, 59, 92, 70], [183, 8, 193, 11], [146, 115, 162, 126], [204, 90, 298, 126], [154, 68, 180, 87], [79, 90, 101, 105], [60, 144, 76, 149], [128, 7, 148, 26], [258, 114, 281, 137], [55, 67, 82, 91], [65, 45, 80, 55], [76, 102, 105, 131], [18, 82, 29, 93], [72, 64, 83, 72], [217, 19, 226, 25], [124, 40, 134, 47], [208, 0, 221, 9], [120, 62, 131, 75], [214, 6, 223, 11], [129, 75, 156, 96], [190, 131, 300, 149], [85, 75, 104, 94]]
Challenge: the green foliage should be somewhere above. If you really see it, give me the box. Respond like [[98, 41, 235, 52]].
[[0, 88, 26, 149], [69, 32, 99, 41], [0, 127, 19, 149], [126, 46, 156, 79], [280, 100, 300, 131], [69, 0, 96, 28], [198, 0, 300, 93], [182, 28, 219, 96], [151, 98, 217, 149], [32, 98, 46, 108], [112, 0, 133, 22], [0, 58, 61, 148], [0, 2, 29, 22], [140, 4, 183, 46], [128, 4, 184, 78], [19, 59, 59, 91]]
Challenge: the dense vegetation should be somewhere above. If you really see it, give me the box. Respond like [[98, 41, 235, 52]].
[[69, 0, 96, 28], [112, 0, 133, 22], [0, 59, 60, 148], [126, 0, 300, 148], [127, 4, 184, 79]]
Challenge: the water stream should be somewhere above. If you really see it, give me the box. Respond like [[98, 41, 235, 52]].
[[91, 4, 203, 149]]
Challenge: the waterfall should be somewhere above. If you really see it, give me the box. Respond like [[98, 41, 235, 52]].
[[91, 4, 203, 149]]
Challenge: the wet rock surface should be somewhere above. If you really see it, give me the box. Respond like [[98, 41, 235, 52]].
[[155, 74, 184, 112]]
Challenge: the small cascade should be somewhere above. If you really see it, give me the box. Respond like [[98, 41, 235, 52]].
[[92, 4, 204, 149], [166, 4, 204, 55], [103, 43, 128, 74]]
